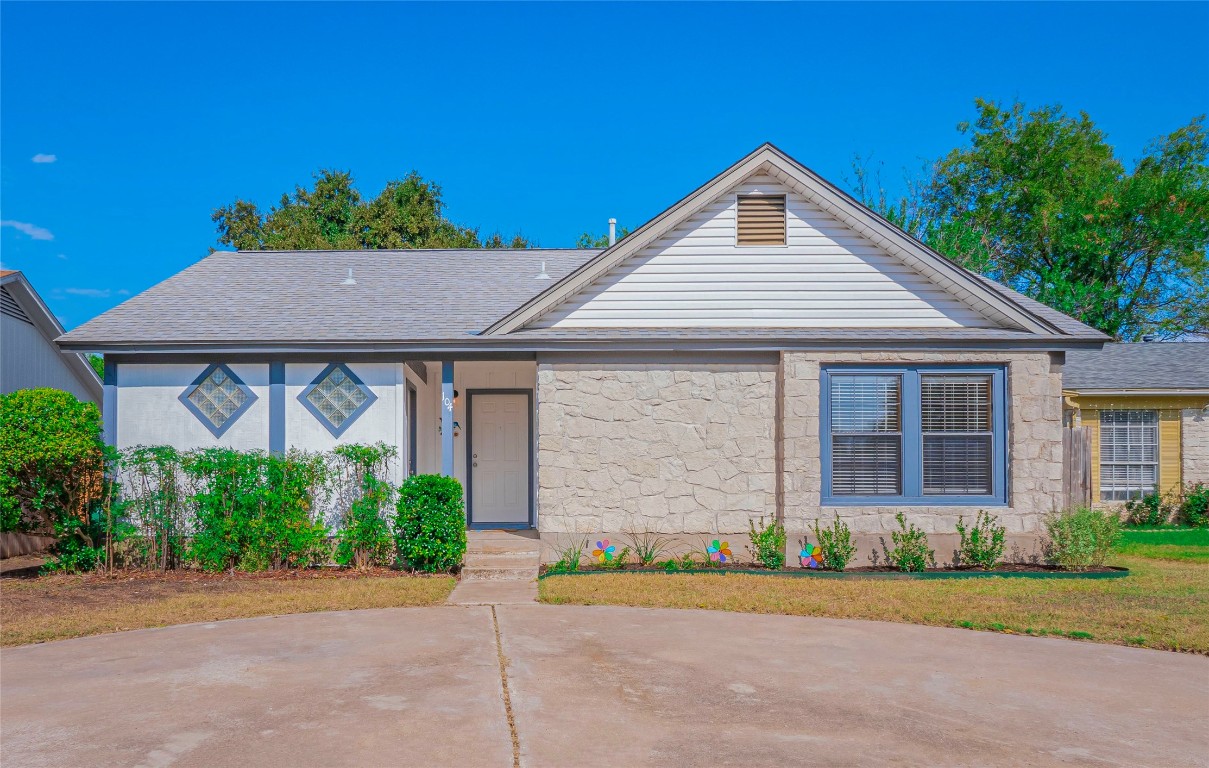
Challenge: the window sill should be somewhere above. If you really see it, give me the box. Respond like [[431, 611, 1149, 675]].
[[821, 496, 1008, 507]]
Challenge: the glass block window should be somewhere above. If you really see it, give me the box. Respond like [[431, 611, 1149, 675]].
[[823, 366, 1006, 504], [179, 364, 256, 437], [921, 375, 993, 495], [1099, 410, 1159, 501], [829, 375, 902, 496], [300, 364, 376, 437]]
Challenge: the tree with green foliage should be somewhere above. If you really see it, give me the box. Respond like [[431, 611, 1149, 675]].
[[853, 100, 1209, 340], [576, 225, 631, 249], [88, 354, 104, 380], [213, 170, 530, 251]]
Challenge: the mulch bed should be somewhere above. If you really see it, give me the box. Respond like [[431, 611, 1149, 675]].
[[540, 563, 1122, 576]]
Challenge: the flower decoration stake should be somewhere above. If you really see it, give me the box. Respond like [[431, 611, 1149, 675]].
[[707, 539, 732, 564], [592, 539, 616, 564], [799, 541, 822, 569]]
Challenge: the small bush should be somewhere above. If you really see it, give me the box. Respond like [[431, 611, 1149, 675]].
[[811, 515, 857, 571], [883, 512, 935, 572], [1123, 492, 1173, 527], [1177, 483, 1209, 528], [622, 524, 674, 566], [0, 388, 106, 535], [548, 537, 588, 574], [1045, 507, 1121, 570], [955, 511, 1006, 569], [394, 474, 466, 572], [747, 516, 786, 569], [332, 443, 397, 568]]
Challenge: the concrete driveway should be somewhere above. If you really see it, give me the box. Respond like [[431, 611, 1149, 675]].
[[2, 606, 1205, 768]]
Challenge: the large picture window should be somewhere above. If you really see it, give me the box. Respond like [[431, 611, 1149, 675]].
[[1099, 410, 1158, 501], [822, 366, 1007, 504]]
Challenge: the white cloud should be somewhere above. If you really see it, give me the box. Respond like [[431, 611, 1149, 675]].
[[64, 287, 111, 298], [117, 289, 130, 295], [31, 153, 57, 164], [0, 220, 54, 240], [57, 253, 68, 260]]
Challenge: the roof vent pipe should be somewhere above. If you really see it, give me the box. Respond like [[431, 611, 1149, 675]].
[[535, 261, 551, 280], [341, 268, 357, 286], [608, 218, 617, 246]]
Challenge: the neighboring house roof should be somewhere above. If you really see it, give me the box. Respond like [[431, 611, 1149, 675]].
[[1, 270, 104, 402], [58, 144, 1108, 353], [1064, 343, 1209, 392]]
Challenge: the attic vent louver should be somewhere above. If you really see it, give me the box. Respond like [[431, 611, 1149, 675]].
[[736, 194, 787, 246]]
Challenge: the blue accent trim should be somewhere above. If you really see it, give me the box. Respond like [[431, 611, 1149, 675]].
[[465, 389, 536, 529], [269, 362, 285, 454], [102, 361, 118, 446], [820, 365, 1009, 506], [441, 363, 455, 476], [297, 363, 378, 439], [178, 363, 258, 439]]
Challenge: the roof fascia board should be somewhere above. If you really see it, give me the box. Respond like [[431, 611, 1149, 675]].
[[482, 146, 776, 335], [3, 272, 103, 398], [78, 337, 1106, 358]]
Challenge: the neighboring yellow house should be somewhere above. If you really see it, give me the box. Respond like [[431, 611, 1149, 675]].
[[1064, 342, 1209, 504]]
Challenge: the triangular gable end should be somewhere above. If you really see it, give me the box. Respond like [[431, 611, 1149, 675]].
[[484, 144, 1058, 335]]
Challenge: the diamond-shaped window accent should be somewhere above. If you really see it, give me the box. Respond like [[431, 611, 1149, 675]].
[[178, 364, 257, 437], [300, 364, 377, 437]]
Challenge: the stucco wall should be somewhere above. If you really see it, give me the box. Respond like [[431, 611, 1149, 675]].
[[783, 351, 1063, 536], [536, 363, 777, 535], [1182, 409, 1209, 486]]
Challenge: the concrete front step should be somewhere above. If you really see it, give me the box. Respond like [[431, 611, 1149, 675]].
[[460, 565, 539, 581], [464, 553, 541, 569]]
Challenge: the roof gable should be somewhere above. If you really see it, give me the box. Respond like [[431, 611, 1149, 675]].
[[484, 144, 1064, 336], [528, 174, 999, 329]]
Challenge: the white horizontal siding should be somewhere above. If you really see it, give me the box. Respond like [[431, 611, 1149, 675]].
[[1, 316, 99, 403], [537, 176, 995, 329]]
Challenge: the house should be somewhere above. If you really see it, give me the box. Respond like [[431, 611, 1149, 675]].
[[1064, 342, 1209, 503], [57, 144, 1109, 560], [1, 270, 102, 404]]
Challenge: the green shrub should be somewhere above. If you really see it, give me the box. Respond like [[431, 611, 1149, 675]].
[[122, 445, 186, 570], [621, 524, 674, 566], [548, 537, 588, 574], [955, 511, 1006, 569], [394, 474, 466, 572], [1123, 492, 1173, 527], [1177, 483, 1209, 528], [1045, 507, 1121, 570], [0, 388, 106, 534], [883, 512, 935, 572], [332, 443, 397, 568], [182, 448, 329, 571], [811, 515, 857, 571], [747, 516, 786, 569]]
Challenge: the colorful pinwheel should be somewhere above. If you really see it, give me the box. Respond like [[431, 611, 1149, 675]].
[[707, 539, 732, 563], [799, 542, 822, 569], [592, 539, 616, 563]]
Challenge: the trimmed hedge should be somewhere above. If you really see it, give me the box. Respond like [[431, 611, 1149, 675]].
[[394, 474, 467, 572]]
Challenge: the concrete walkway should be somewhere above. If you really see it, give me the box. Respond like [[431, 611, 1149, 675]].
[[2, 606, 1205, 768]]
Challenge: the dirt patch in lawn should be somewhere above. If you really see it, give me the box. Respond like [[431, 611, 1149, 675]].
[[0, 569, 455, 647]]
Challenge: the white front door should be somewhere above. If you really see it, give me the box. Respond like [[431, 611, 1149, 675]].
[[470, 393, 531, 526]]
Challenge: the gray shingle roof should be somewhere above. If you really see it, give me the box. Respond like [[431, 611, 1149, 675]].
[[1064, 342, 1209, 390], [58, 247, 1108, 350], [59, 249, 598, 345]]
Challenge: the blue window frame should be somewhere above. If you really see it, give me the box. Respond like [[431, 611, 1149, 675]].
[[299, 363, 377, 438], [821, 366, 1008, 506], [179, 363, 258, 438]]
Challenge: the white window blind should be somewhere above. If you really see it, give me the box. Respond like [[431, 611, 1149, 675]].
[[921, 375, 993, 495], [829, 375, 902, 495], [1100, 410, 1158, 501]]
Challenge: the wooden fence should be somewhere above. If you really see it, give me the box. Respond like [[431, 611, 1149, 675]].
[[1063, 426, 1092, 509]]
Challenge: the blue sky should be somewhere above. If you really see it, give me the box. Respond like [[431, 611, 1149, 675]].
[[2, 2, 1207, 330]]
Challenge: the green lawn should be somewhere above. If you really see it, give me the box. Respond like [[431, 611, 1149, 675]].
[[540, 527, 1209, 653]]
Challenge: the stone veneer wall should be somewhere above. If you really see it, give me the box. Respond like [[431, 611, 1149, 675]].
[[536, 363, 777, 535], [536, 352, 1064, 562], [1182, 409, 1209, 485], [782, 351, 1064, 537]]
